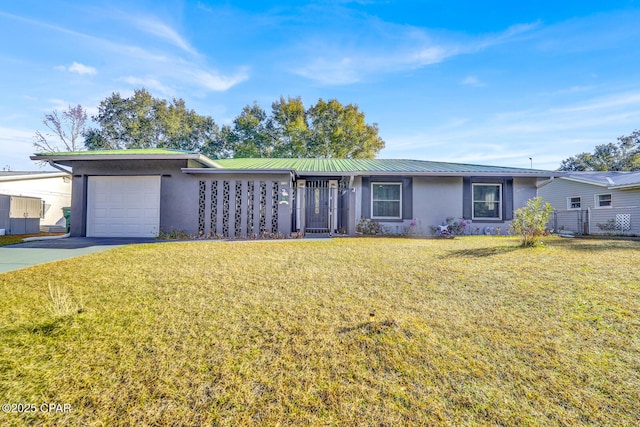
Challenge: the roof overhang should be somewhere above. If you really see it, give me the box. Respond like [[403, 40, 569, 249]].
[[556, 176, 609, 187], [182, 168, 297, 178], [608, 183, 640, 190], [553, 175, 640, 190], [183, 168, 558, 178], [30, 152, 221, 168], [0, 171, 70, 182]]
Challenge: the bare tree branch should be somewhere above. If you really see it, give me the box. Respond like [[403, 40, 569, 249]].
[[33, 104, 88, 152]]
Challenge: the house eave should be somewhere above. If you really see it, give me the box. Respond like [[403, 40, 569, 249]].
[[557, 176, 609, 187], [315, 171, 559, 178], [0, 171, 70, 182], [608, 183, 640, 190], [182, 168, 297, 177], [183, 168, 558, 178], [31, 153, 216, 168]]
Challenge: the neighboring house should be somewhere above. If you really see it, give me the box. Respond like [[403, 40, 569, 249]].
[[31, 149, 559, 238], [0, 171, 72, 231], [539, 171, 640, 235]]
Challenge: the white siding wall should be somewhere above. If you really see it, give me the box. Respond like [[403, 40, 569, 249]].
[[539, 178, 640, 234], [0, 175, 71, 226]]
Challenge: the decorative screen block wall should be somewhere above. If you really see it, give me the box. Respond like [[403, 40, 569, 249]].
[[198, 179, 282, 237]]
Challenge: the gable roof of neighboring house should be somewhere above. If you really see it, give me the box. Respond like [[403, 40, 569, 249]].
[[560, 171, 640, 190], [31, 149, 559, 178]]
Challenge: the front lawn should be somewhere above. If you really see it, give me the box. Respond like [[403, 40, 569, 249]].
[[1, 237, 638, 426]]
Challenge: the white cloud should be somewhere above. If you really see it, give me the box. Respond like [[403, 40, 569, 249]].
[[129, 16, 199, 56], [460, 76, 486, 87], [291, 19, 538, 85], [188, 68, 250, 92], [54, 62, 97, 75], [197, 2, 213, 13], [68, 62, 97, 75]]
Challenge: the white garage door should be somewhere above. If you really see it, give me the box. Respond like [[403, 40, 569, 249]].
[[87, 176, 161, 237]]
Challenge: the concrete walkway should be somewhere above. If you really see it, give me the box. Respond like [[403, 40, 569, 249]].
[[0, 237, 157, 274]]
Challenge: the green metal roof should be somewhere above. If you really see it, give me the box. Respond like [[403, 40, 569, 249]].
[[214, 158, 552, 175], [32, 149, 557, 176]]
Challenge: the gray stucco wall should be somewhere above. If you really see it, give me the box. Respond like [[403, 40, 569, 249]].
[[513, 177, 539, 210], [412, 176, 463, 233], [70, 159, 193, 237], [355, 175, 541, 236], [68, 160, 293, 237]]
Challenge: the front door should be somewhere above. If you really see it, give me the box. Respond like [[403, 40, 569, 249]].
[[305, 180, 329, 233]]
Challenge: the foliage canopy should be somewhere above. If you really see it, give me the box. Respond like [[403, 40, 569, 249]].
[[83, 89, 227, 159], [73, 90, 384, 159], [559, 130, 640, 171], [221, 96, 385, 158]]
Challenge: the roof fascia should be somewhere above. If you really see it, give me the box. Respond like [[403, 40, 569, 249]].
[[292, 171, 559, 177], [608, 183, 640, 190], [182, 168, 296, 177], [30, 153, 202, 162], [559, 176, 608, 187], [0, 171, 70, 182]]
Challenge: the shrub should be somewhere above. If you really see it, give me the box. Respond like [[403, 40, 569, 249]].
[[509, 197, 553, 247], [356, 217, 384, 235], [430, 217, 468, 236]]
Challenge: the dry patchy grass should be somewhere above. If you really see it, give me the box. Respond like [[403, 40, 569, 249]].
[[0, 237, 639, 426]]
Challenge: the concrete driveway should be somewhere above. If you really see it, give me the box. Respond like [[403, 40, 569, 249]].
[[0, 237, 157, 274]]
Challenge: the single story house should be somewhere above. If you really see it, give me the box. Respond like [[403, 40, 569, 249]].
[[539, 171, 640, 235], [0, 171, 72, 231], [31, 149, 559, 238]]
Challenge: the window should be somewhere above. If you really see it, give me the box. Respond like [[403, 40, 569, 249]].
[[472, 183, 501, 219], [567, 196, 581, 210], [371, 183, 402, 219], [596, 193, 612, 208]]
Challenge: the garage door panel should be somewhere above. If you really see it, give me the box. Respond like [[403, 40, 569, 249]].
[[144, 208, 158, 219], [87, 176, 160, 237], [93, 208, 108, 219], [126, 208, 142, 219]]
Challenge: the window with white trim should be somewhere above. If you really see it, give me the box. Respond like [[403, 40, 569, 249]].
[[567, 196, 581, 210], [371, 183, 402, 219], [472, 183, 501, 219], [596, 193, 612, 208]]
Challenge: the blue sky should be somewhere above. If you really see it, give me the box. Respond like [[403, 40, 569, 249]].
[[1, 1, 640, 171]]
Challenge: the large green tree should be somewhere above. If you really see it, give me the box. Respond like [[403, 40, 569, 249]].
[[559, 130, 640, 171], [84, 89, 227, 158], [220, 103, 277, 158], [224, 97, 385, 158]]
